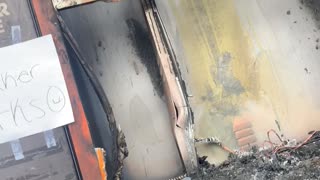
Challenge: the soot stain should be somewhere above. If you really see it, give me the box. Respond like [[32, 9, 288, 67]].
[[287, 10, 291, 15], [126, 18, 163, 97], [214, 53, 244, 95], [300, 0, 320, 28]]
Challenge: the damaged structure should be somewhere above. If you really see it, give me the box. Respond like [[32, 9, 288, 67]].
[[193, 131, 320, 179], [0, 0, 319, 179]]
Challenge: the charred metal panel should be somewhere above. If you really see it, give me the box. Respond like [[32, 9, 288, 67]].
[[141, 0, 198, 174], [60, 0, 185, 179]]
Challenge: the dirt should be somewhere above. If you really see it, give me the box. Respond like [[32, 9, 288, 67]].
[[191, 132, 320, 180]]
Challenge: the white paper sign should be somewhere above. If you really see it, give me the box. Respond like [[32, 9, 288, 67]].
[[0, 35, 74, 143]]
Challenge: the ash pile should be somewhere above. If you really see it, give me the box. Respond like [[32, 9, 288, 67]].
[[192, 131, 320, 180]]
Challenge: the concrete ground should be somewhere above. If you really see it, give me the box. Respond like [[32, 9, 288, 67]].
[[61, 1, 184, 179]]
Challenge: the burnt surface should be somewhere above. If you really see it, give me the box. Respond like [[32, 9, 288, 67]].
[[300, 0, 320, 27], [192, 139, 320, 180], [65, 39, 119, 178], [60, 1, 185, 179], [214, 53, 244, 96], [126, 18, 164, 97]]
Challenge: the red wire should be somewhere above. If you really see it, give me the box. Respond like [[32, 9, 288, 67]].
[[272, 130, 318, 154], [267, 129, 283, 144], [221, 144, 235, 154], [293, 131, 317, 150]]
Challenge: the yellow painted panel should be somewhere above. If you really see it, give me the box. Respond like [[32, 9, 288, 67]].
[[158, 0, 320, 164]]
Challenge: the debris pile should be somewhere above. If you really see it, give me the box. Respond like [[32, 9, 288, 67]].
[[192, 131, 320, 180]]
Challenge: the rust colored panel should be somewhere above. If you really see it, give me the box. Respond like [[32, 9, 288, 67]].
[[30, 1, 102, 179], [141, 0, 198, 174]]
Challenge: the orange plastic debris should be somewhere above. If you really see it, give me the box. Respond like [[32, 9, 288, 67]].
[[95, 148, 108, 180]]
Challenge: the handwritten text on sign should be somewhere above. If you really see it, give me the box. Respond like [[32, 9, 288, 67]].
[[0, 35, 74, 143]]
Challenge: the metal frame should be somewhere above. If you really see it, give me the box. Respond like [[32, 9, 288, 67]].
[[141, 0, 198, 174], [30, 1, 104, 179]]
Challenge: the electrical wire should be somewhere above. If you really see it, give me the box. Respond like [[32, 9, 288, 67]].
[[267, 129, 283, 144], [221, 144, 235, 154], [266, 130, 320, 155]]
